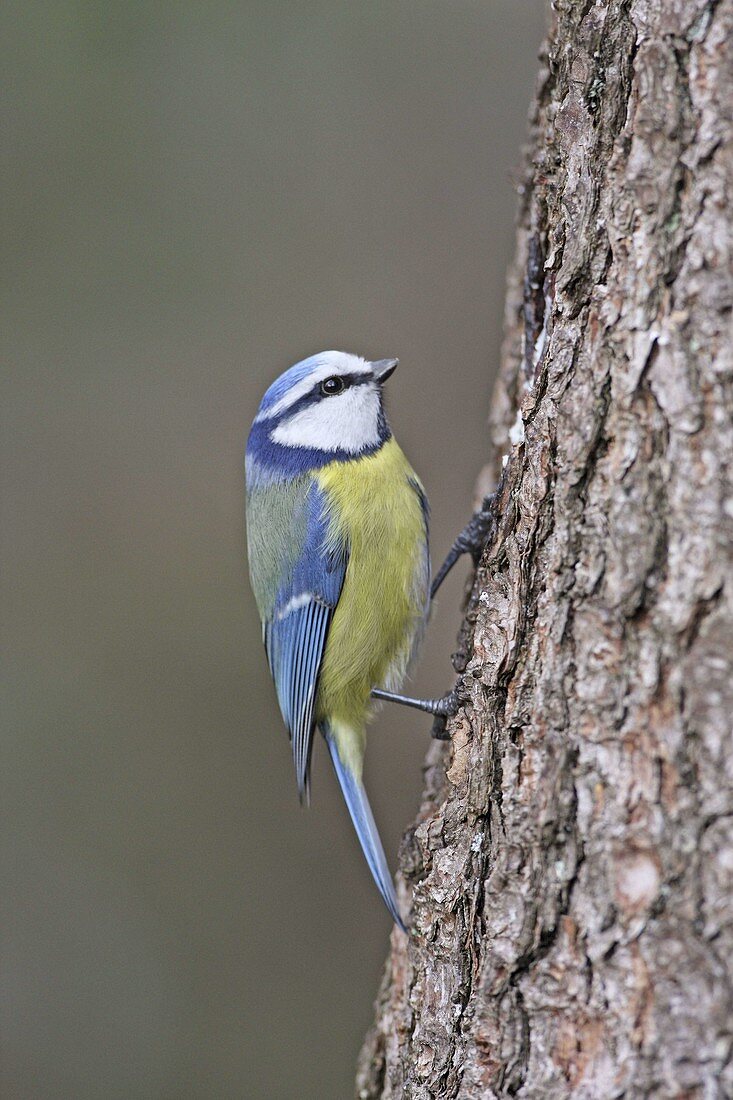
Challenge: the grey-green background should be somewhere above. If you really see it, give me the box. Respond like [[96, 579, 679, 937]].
[[2, 4, 544, 1098]]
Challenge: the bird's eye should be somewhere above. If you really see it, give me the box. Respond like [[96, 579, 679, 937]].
[[320, 376, 346, 396]]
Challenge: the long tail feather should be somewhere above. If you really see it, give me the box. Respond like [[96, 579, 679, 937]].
[[324, 730, 406, 931]]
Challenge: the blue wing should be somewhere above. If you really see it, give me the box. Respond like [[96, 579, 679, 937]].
[[261, 480, 347, 800]]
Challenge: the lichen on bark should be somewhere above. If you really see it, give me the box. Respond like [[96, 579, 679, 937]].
[[357, 2, 733, 1097]]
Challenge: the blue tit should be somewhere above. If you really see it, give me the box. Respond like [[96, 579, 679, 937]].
[[245, 350, 431, 928]]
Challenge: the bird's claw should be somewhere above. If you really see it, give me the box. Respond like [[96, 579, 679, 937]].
[[460, 494, 497, 565], [430, 493, 498, 598], [430, 689, 459, 739]]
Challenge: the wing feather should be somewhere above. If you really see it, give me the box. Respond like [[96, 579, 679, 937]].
[[254, 479, 347, 800]]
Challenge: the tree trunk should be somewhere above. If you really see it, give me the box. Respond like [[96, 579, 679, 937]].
[[357, 1, 733, 1097]]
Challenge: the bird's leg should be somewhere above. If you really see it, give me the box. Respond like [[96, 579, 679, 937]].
[[371, 686, 458, 716], [430, 492, 497, 599], [371, 687, 458, 740], [372, 494, 498, 739]]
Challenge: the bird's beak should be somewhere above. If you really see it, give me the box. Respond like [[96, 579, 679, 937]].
[[371, 358, 398, 384]]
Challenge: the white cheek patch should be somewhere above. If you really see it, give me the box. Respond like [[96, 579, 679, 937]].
[[271, 385, 381, 452]]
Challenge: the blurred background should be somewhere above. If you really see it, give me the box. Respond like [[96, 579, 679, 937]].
[[2, 3, 544, 1097]]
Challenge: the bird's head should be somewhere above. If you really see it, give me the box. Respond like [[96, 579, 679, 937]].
[[251, 350, 397, 458]]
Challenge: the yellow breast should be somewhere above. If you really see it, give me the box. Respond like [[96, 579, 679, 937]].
[[314, 438, 429, 769]]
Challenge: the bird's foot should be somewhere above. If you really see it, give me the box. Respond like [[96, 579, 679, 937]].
[[430, 492, 498, 599], [371, 686, 459, 739], [430, 690, 459, 740]]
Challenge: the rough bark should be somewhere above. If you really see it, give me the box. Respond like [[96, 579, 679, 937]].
[[357, 2, 733, 1097]]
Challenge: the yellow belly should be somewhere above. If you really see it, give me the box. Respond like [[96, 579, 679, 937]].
[[314, 438, 429, 773]]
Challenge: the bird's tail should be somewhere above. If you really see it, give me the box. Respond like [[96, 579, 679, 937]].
[[322, 724, 406, 932]]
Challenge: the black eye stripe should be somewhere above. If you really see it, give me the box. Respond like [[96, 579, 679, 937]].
[[276, 372, 372, 419], [316, 372, 371, 398]]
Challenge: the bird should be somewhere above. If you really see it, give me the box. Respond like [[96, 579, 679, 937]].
[[245, 349, 445, 929]]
